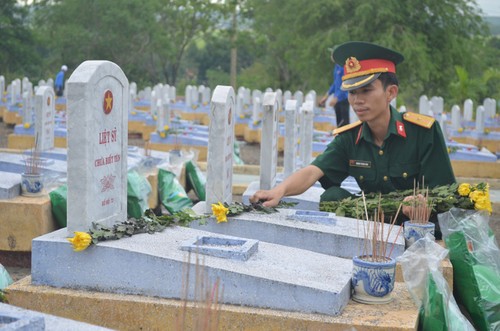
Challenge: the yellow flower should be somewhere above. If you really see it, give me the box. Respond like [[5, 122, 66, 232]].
[[67, 232, 92, 252], [457, 127, 464, 133], [474, 195, 492, 214], [23, 122, 31, 129], [153, 115, 158, 120], [131, 111, 137, 115], [457, 183, 471, 196], [163, 125, 169, 131], [447, 147, 451, 154], [239, 114, 245, 119], [159, 131, 166, 138], [484, 128, 490, 135], [469, 189, 485, 202], [211, 202, 229, 223]]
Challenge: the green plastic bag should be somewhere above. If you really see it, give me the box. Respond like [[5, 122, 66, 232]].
[[49, 184, 67, 228], [399, 235, 475, 331], [438, 208, 500, 331], [185, 160, 206, 201], [0, 264, 13, 290], [127, 170, 152, 219], [158, 168, 193, 214]]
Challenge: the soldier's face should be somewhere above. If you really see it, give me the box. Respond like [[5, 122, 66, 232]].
[[347, 79, 397, 122]]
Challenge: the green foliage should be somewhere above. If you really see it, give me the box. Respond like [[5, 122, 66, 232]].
[[4, 0, 499, 103], [319, 184, 476, 221], [0, 290, 6, 303]]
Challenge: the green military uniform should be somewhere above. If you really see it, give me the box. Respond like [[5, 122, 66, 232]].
[[311, 106, 456, 201]]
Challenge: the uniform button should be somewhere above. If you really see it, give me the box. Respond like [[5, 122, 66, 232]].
[[359, 175, 364, 181], [383, 176, 388, 181], [403, 172, 408, 178], [379, 150, 384, 156]]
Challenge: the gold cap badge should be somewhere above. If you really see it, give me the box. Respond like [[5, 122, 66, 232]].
[[345, 56, 361, 73]]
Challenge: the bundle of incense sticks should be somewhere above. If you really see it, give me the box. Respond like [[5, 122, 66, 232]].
[[359, 192, 402, 262], [408, 179, 431, 224], [24, 134, 41, 175]]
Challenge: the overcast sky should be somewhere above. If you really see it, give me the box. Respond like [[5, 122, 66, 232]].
[[476, 0, 500, 16]]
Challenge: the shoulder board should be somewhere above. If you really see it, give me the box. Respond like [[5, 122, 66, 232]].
[[332, 120, 362, 135], [403, 112, 435, 129]]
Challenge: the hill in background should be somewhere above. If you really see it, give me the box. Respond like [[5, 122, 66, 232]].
[[485, 16, 500, 35]]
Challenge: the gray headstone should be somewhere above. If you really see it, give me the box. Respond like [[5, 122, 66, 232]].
[[284, 99, 298, 178], [463, 99, 473, 121], [35, 86, 56, 152], [156, 98, 170, 132], [205, 85, 235, 212], [483, 98, 496, 119], [66, 60, 129, 234], [185, 85, 192, 108], [260, 92, 278, 190]]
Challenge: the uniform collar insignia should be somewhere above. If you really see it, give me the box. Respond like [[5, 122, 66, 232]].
[[396, 120, 406, 138]]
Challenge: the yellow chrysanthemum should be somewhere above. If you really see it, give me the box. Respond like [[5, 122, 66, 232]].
[[469, 190, 485, 202], [67, 232, 92, 252], [159, 131, 166, 138], [474, 196, 492, 214], [239, 114, 245, 119], [447, 147, 451, 154], [211, 202, 229, 223], [457, 183, 471, 197], [163, 125, 169, 131], [457, 127, 464, 133], [23, 122, 31, 129]]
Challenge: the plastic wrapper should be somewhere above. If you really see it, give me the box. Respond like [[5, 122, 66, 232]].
[[158, 168, 193, 214], [398, 234, 475, 331], [0, 264, 13, 290], [438, 208, 500, 331], [127, 170, 152, 219], [49, 184, 68, 228], [185, 160, 206, 201]]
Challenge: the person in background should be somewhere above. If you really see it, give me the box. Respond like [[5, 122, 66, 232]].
[[318, 48, 350, 127], [54, 65, 68, 97], [251, 41, 455, 208]]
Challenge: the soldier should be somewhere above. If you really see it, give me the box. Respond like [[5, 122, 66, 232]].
[[250, 41, 455, 206]]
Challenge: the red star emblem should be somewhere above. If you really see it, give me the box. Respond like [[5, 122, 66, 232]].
[[103, 90, 113, 114]]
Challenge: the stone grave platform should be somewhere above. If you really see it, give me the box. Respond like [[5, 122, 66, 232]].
[[451, 160, 500, 178], [6, 277, 418, 331], [29, 226, 352, 316], [7, 134, 67, 149], [191, 202, 405, 260]]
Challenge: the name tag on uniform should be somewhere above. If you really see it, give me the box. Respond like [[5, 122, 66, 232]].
[[349, 160, 371, 168]]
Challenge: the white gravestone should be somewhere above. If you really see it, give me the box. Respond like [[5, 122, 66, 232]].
[[451, 105, 461, 131], [300, 100, 314, 166], [21, 91, 33, 125], [475, 106, 485, 133], [283, 90, 292, 108], [156, 99, 170, 132], [260, 92, 278, 190], [205, 86, 235, 213], [66, 60, 129, 234], [463, 99, 473, 121], [130, 82, 137, 100], [0, 76, 5, 97], [418, 95, 429, 115], [185, 85, 192, 108], [484, 98, 496, 119], [294, 91, 303, 109], [35, 86, 56, 152], [169, 85, 176, 103], [251, 97, 262, 123], [284, 100, 298, 178]]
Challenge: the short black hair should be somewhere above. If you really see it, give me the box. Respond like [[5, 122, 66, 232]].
[[378, 72, 399, 89]]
